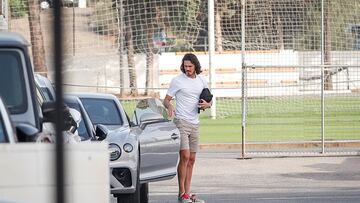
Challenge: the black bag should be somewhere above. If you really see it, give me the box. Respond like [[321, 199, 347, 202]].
[[198, 88, 213, 113]]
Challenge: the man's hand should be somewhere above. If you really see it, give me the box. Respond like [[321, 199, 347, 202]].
[[163, 95, 175, 118], [167, 104, 175, 118], [199, 99, 211, 110]]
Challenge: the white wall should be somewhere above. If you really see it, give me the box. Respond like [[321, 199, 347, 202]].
[[0, 142, 109, 203], [57, 51, 360, 97]]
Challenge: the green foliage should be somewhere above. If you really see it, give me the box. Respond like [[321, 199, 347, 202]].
[[10, 0, 26, 18], [167, 38, 194, 52], [295, 0, 360, 51], [90, 0, 117, 35]]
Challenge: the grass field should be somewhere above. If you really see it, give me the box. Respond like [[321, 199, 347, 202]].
[[121, 95, 360, 144]]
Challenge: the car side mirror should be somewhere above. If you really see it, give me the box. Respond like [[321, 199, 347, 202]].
[[41, 101, 56, 123], [16, 123, 39, 142], [95, 124, 108, 141]]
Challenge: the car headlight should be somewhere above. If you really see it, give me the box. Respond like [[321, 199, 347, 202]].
[[108, 143, 121, 161], [123, 143, 133, 153]]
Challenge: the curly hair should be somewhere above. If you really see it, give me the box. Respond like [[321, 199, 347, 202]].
[[180, 53, 202, 75]]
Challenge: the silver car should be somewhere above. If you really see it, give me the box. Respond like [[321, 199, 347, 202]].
[[69, 92, 180, 203]]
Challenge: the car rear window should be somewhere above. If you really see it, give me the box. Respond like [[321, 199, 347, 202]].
[[0, 50, 27, 114]]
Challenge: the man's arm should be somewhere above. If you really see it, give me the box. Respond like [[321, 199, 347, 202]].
[[163, 95, 175, 118]]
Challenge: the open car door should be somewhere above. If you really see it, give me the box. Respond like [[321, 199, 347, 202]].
[[133, 98, 180, 182]]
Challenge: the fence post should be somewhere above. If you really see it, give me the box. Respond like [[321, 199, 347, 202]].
[[241, 0, 247, 159], [320, 0, 325, 154], [208, 0, 216, 119]]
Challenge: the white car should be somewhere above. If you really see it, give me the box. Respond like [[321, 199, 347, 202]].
[[68, 92, 180, 203]]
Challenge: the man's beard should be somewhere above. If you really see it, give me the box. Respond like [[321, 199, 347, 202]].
[[186, 71, 194, 77]]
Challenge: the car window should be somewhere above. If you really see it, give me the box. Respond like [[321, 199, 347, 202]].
[[0, 50, 27, 114], [35, 85, 44, 106], [81, 98, 123, 126], [133, 98, 168, 125], [0, 114, 8, 143], [65, 101, 92, 140]]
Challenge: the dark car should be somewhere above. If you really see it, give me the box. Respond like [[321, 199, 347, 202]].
[[0, 32, 74, 142]]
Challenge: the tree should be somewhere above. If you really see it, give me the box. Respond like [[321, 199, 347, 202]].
[[123, 0, 138, 96], [27, 0, 47, 75], [115, 0, 125, 97], [144, 0, 156, 96], [324, 0, 333, 90]]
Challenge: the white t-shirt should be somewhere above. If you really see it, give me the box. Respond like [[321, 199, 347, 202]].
[[166, 73, 208, 124]]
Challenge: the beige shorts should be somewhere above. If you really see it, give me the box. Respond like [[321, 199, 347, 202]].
[[174, 118, 200, 152]]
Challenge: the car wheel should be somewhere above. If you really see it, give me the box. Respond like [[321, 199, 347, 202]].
[[116, 157, 140, 203], [140, 183, 149, 203]]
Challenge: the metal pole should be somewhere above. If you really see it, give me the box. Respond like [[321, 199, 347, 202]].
[[208, 0, 216, 119], [53, 0, 65, 202], [240, 0, 247, 159], [72, 6, 75, 56], [320, 0, 325, 154]]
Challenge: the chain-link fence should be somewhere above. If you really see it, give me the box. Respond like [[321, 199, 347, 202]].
[[5, 0, 360, 155]]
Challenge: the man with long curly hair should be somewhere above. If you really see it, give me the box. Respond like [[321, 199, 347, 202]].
[[163, 53, 211, 203]]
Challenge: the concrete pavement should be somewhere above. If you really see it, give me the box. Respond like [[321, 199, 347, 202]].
[[149, 150, 360, 203]]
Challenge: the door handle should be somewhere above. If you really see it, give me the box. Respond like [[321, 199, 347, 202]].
[[171, 133, 179, 140]]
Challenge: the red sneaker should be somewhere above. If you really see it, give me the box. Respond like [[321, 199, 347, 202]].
[[178, 193, 192, 203]]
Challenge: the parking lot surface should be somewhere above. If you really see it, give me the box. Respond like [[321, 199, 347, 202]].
[[147, 150, 360, 203]]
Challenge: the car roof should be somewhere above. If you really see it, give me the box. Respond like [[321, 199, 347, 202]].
[[34, 74, 52, 88], [0, 32, 29, 48], [64, 94, 81, 103], [67, 92, 118, 100]]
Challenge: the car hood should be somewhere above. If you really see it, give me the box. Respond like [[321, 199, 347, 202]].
[[102, 124, 124, 131]]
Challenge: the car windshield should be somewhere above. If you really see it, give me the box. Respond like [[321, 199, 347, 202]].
[[81, 98, 123, 126], [0, 50, 27, 114], [65, 101, 92, 140]]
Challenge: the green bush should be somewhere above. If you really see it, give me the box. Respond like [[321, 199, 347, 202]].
[[10, 0, 26, 18]]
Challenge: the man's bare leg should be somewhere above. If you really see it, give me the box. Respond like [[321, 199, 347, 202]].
[[184, 152, 196, 194], [178, 149, 190, 195]]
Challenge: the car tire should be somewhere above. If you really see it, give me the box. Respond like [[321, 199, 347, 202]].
[[140, 183, 149, 203], [116, 156, 141, 203]]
